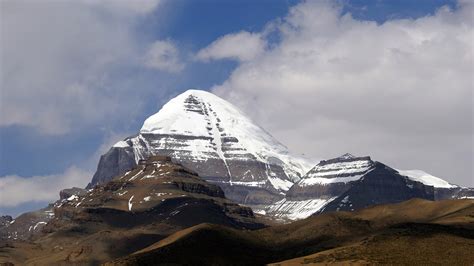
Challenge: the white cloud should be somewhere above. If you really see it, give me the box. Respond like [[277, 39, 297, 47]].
[[0, 0, 162, 135], [144, 40, 185, 73], [83, 0, 162, 15], [210, 1, 474, 186], [196, 31, 266, 62], [0, 130, 131, 209], [0, 167, 91, 207]]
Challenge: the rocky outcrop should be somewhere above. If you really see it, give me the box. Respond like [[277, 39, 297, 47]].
[[59, 187, 87, 200], [49, 155, 263, 231]]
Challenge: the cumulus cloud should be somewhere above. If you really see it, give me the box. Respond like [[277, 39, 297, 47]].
[[0, 0, 164, 135], [0, 167, 91, 207], [209, 1, 473, 186], [196, 31, 266, 62], [144, 40, 185, 73]]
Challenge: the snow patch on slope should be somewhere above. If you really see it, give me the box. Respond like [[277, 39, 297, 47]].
[[113, 140, 130, 148], [264, 198, 336, 221], [300, 173, 368, 186], [128, 195, 134, 211], [397, 169, 456, 188]]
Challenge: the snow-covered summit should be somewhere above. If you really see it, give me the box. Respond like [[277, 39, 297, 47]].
[[138, 90, 313, 182], [141, 90, 289, 160], [94, 89, 313, 202]]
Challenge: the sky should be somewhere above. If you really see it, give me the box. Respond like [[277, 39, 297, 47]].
[[0, 0, 472, 217]]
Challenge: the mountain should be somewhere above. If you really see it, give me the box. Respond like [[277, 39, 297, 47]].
[[263, 154, 473, 220], [0, 156, 263, 265], [88, 89, 312, 206], [260, 154, 374, 220], [315, 161, 435, 213], [106, 198, 474, 265], [87, 90, 473, 222]]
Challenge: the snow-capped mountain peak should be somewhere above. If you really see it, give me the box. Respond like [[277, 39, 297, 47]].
[[91, 89, 313, 205], [140, 89, 290, 162], [137, 89, 312, 181]]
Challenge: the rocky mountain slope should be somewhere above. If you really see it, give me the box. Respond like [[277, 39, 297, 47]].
[[0, 206, 54, 241], [89, 90, 312, 207], [106, 198, 474, 265], [263, 154, 473, 220], [0, 216, 13, 228], [0, 156, 263, 265]]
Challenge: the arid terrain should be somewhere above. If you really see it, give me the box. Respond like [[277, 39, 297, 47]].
[[109, 198, 474, 265]]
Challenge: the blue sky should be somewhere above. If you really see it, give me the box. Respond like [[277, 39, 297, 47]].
[[0, 0, 470, 217]]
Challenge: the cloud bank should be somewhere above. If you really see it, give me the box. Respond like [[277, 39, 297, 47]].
[[0, 167, 91, 207], [204, 1, 473, 186]]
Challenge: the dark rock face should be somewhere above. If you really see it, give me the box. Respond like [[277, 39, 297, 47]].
[[88, 145, 136, 188], [317, 162, 435, 213]]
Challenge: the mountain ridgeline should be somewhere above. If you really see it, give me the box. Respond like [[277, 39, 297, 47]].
[[88, 90, 473, 221]]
